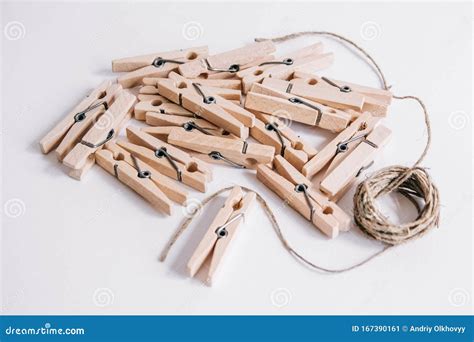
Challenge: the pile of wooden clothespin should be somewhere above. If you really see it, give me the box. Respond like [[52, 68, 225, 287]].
[[40, 40, 393, 285]]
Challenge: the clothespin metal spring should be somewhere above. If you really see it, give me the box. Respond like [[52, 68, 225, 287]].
[[288, 97, 323, 126], [204, 59, 240, 73], [192, 83, 216, 104], [294, 183, 315, 222], [321, 77, 352, 93], [182, 121, 212, 135], [152, 57, 185, 68], [265, 123, 286, 156], [81, 129, 115, 148], [74, 101, 109, 123], [336, 133, 378, 154], [259, 58, 294, 67], [208, 151, 246, 169], [155, 147, 183, 181], [215, 212, 245, 238], [131, 154, 151, 179]]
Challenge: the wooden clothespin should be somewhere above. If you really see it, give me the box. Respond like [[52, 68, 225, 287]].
[[134, 95, 193, 121], [236, 43, 334, 93], [143, 113, 237, 140], [293, 71, 393, 106], [40, 81, 121, 159], [302, 112, 380, 179], [112, 46, 209, 88], [140, 76, 242, 102], [178, 41, 276, 79], [187, 186, 256, 286], [244, 83, 351, 132], [250, 111, 318, 171], [302, 112, 391, 200], [96, 142, 188, 215], [167, 128, 275, 169], [156, 73, 254, 138], [257, 155, 350, 238], [262, 74, 390, 117], [116, 126, 212, 192], [60, 90, 136, 173], [319, 125, 391, 199]]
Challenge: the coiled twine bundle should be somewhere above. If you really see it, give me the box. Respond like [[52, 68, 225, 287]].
[[354, 166, 440, 245]]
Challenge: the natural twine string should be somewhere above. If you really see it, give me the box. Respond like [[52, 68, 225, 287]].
[[160, 31, 440, 273]]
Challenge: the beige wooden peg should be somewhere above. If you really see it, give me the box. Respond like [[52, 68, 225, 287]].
[[144, 113, 237, 140], [320, 125, 392, 199], [157, 78, 251, 138], [178, 41, 276, 78], [263, 75, 389, 116], [256, 156, 347, 238], [293, 71, 393, 105], [141, 76, 241, 102], [250, 111, 318, 171], [102, 142, 187, 203], [40, 81, 117, 155], [302, 112, 379, 179], [237, 43, 334, 93], [187, 186, 256, 286], [62, 90, 136, 170], [245, 83, 351, 132], [113, 46, 208, 88], [167, 128, 275, 169]]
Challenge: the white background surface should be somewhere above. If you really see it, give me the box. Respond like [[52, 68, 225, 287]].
[[1, 1, 472, 315]]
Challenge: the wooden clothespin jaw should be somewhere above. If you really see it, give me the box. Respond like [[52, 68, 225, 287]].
[[236, 43, 334, 93], [250, 111, 318, 171], [143, 113, 238, 140], [187, 186, 256, 286], [167, 128, 275, 169], [115, 126, 212, 192], [257, 155, 350, 238], [39, 81, 121, 158], [320, 125, 392, 200], [245, 83, 351, 132], [263, 74, 390, 117], [178, 41, 276, 78], [60, 90, 136, 173], [156, 75, 253, 139], [302, 112, 380, 179], [95, 142, 189, 215], [112, 46, 209, 88]]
